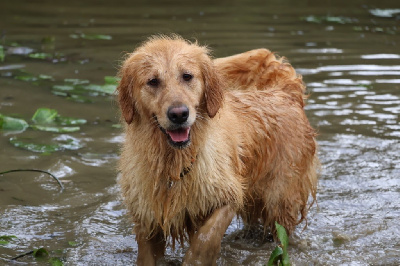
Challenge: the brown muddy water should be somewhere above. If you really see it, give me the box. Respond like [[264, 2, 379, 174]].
[[1, 0, 400, 265]]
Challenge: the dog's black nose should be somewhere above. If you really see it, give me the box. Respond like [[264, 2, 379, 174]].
[[167, 105, 189, 124]]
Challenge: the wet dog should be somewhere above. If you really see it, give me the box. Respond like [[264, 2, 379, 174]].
[[117, 35, 318, 265]]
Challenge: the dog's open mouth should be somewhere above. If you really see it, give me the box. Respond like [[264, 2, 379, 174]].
[[153, 115, 191, 148], [165, 127, 191, 148], [166, 127, 191, 143]]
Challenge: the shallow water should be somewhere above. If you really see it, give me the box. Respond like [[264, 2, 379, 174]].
[[1, 0, 399, 265]]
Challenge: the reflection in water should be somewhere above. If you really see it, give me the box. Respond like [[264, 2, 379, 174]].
[[0, 0, 399, 265]]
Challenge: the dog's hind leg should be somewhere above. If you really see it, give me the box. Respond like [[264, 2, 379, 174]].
[[136, 228, 165, 266], [183, 205, 235, 266]]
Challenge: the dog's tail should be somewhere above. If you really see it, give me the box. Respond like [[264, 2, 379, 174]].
[[214, 49, 307, 107]]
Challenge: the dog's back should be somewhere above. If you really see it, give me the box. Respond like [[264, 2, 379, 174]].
[[215, 49, 307, 107]]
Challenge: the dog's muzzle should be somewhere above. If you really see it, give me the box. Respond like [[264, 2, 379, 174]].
[[153, 104, 192, 149]]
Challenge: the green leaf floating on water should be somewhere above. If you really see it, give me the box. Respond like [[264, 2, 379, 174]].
[[32, 108, 58, 124], [49, 258, 64, 266], [370, 9, 400, 18], [10, 137, 62, 153], [52, 76, 117, 102], [104, 75, 120, 84], [0, 235, 17, 241], [70, 33, 112, 40], [30, 108, 86, 132], [0, 235, 17, 245], [83, 84, 116, 94], [301, 15, 355, 24], [13, 71, 54, 82], [28, 52, 65, 60], [10, 136, 83, 153], [31, 125, 80, 133], [33, 247, 49, 258], [64, 78, 90, 85], [0, 45, 4, 62], [68, 241, 79, 247], [0, 114, 29, 131], [29, 53, 52, 60], [55, 116, 86, 126], [15, 73, 38, 82], [1, 108, 86, 134]]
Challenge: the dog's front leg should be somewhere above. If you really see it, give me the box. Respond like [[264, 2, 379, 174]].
[[183, 205, 235, 266], [136, 227, 165, 266]]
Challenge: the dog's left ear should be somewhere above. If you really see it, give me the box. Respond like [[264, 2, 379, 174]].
[[201, 56, 224, 118]]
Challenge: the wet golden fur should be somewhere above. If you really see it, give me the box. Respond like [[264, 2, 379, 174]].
[[117, 35, 318, 265]]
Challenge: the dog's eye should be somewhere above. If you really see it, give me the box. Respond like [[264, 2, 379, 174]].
[[182, 73, 193, 82], [147, 78, 160, 87]]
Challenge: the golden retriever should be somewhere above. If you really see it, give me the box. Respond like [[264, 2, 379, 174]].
[[117, 35, 318, 265]]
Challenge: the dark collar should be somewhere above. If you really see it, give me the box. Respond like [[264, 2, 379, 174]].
[[180, 156, 196, 178]]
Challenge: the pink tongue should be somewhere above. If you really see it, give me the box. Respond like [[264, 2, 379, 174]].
[[167, 127, 190, 142]]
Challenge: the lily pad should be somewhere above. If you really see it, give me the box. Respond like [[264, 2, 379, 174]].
[[29, 53, 53, 60], [0, 235, 17, 245], [83, 84, 116, 94], [0, 114, 29, 131], [370, 9, 400, 18], [30, 108, 86, 132], [0, 45, 4, 62], [52, 76, 117, 101], [301, 15, 355, 24], [38, 74, 54, 80], [52, 85, 74, 91], [33, 247, 49, 258], [31, 125, 81, 133], [14, 72, 54, 83], [104, 76, 119, 85], [32, 108, 58, 124], [51, 91, 94, 103], [15, 73, 38, 82], [68, 241, 79, 247], [6, 46, 34, 55], [49, 258, 64, 266], [112, 124, 122, 129], [55, 116, 86, 126], [28, 52, 65, 61], [70, 33, 112, 40], [10, 136, 83, 153], [10, 137, 62, 153], [64, 78, 90, 85]]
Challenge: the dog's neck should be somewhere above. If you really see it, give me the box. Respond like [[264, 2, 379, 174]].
[[128, 113, 208, 183]]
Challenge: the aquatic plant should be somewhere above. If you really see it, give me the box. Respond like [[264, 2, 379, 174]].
[[267, 222, 291, 266], [1, 108, 86, 153]]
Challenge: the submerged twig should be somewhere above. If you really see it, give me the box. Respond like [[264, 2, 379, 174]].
[[0, 169, 64, 191], [11, 250, 34, 261]]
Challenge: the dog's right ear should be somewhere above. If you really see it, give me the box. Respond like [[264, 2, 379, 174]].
[[117, 59, 136, 124]]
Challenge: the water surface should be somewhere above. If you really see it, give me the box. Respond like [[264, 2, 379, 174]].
[[1, 0, 399, 265]]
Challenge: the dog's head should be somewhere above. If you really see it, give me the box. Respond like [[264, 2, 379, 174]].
[[117, 35, 224, 148]]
